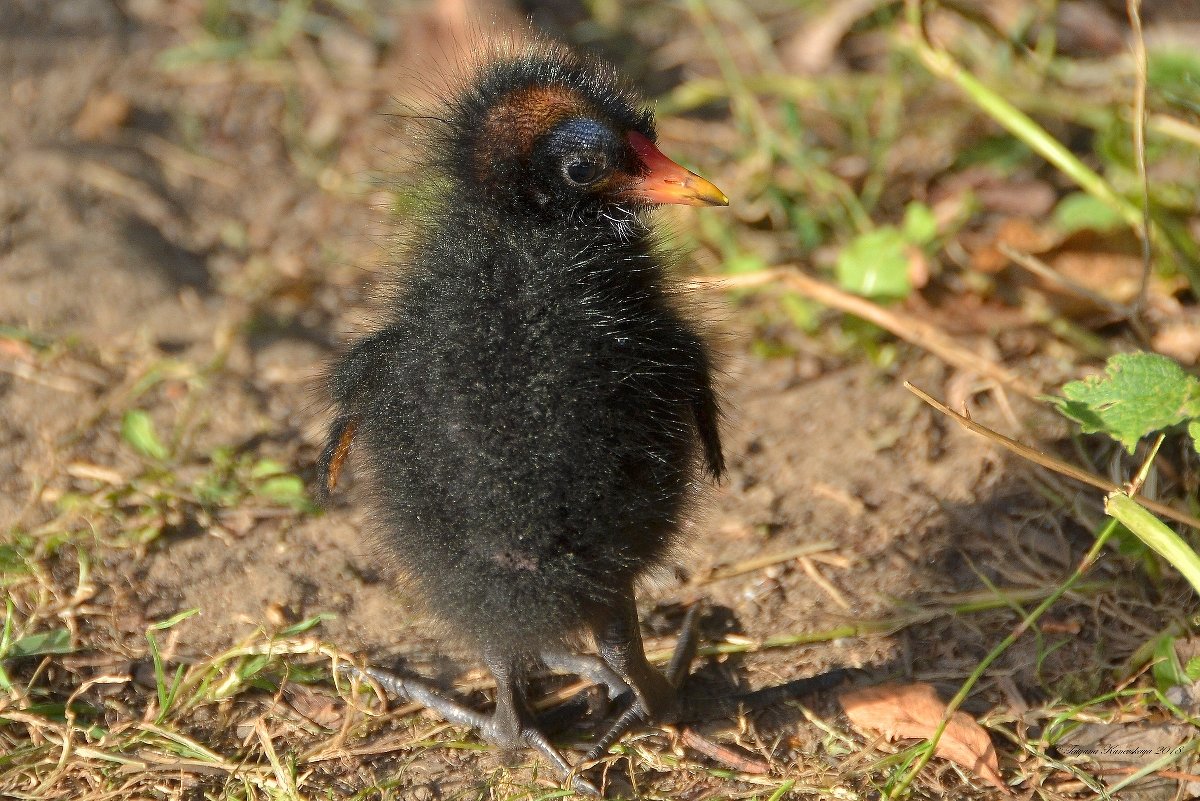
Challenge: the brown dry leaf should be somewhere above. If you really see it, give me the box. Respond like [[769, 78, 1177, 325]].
[[968, 218, 1062, 273], [839, 682, 1009, 793], [282, 684, 345, 730], [73, 89, 131, 141], [1049, 249, 1142, 307], [1152, 314, 1200, 366]]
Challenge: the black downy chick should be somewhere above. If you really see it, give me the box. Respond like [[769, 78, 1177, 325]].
[[318, 43, 727, 794]]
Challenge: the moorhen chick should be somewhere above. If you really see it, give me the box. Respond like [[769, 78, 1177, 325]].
[[318, 43, 727, 794]]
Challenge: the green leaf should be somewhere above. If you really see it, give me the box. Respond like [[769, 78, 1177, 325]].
[[5, 628, 72, 659], [125, 525, 163, 546], [1189, 420, 1200, 456], [1151, 635, 1189, 693], [279, 613, 334, 636], [148, 608, 200, 632], [249, 458, 288, 479], [1053, 192, 1124, 234], [121, 411, 169, 460], [1147, 50, 1200, 114], [1148, 50, 1200, 92], [256, 475, 310, 510], [1186, 656, 1200, 681], [835, 227, 911, 301], [238, 654, 271, 680], [778, 292, 820, 334], [902, 202, 938, 246], [0, 544, 30, 581], [1048, 353, 1200, 453]]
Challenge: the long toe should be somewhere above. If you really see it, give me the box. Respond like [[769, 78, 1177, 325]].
[[339, 663, 490, 730], [540, 650, 632, 701], [676, 668, 854, 724], [345, 663, 600, 794], [665, 602, 704, 690]]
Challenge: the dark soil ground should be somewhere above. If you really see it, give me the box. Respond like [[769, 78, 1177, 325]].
[[3, 2, 1198, 800]]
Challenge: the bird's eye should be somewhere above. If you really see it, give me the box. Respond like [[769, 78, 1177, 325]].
[[564, 158, 604, 186]]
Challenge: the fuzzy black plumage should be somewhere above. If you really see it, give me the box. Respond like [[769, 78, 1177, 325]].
[[319, 43, 726, 794]]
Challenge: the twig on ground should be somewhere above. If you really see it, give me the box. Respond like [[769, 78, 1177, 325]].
[[999, 243, 1131, 324], [677, 726, 771, 774], [798, 557, 850, 611], [691, 268, 1042, 397]]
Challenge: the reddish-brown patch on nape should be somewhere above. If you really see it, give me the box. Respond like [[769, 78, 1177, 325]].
[[474, 84, 590, 182]]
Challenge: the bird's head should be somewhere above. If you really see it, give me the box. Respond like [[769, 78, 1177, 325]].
[[434, 47, 727, 223]]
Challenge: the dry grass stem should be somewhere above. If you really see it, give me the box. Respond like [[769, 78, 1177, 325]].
[[700, 541, 839, 583], [905, 382, 1200, 530], [694, 268, 1042, 397]]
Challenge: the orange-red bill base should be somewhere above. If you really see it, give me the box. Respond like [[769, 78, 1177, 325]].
[[624, 130, 728, 207]]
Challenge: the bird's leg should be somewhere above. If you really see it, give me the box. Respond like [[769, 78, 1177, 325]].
[[664, 602, 703, 688], [342, 659, 599, 795], [584, 599, 702, 762]]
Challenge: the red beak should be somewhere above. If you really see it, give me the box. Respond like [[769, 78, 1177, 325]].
[[625, 131, 729, 207]]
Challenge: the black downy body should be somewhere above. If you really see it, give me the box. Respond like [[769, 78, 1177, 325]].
[[323, 51, 722, 657]]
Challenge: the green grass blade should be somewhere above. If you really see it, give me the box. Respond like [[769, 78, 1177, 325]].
[[6, 629, 72, 658], [908, 43, 1138, 230]]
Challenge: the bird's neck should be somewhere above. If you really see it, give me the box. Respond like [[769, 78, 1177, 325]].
[[454, 187, 648, 241], [417, 203, 665, 301], [460, 200, 654, 258]]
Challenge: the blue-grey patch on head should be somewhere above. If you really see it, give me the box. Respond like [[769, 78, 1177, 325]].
[[545, 117, 618, 186]]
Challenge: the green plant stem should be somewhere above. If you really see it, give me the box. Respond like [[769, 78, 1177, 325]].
[[913, 43, 1134, 225], [1106, 738, 1200, 795], [1105, 493, 1200, 593], [886, 518, 1121, 798]]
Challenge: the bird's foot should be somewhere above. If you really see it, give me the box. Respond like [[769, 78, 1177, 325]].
[[339, 663, 600, 796], [584, 602, 703, 762]]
